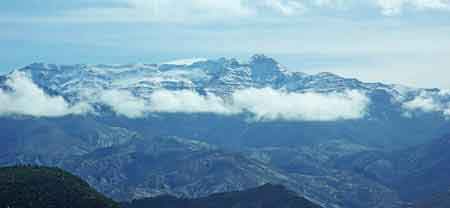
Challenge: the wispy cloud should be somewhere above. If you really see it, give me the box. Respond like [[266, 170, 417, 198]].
[[261, 0, 307, 16], [0, 72, 91, 117], [3, 0, 450, 24], [60, 0, 254, 23], [68, 0, 450, 23], [376, 0, 450, 16]]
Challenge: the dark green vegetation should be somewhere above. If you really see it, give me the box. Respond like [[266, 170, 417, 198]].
[[0, 166, 119, 208], [122, 184, 322, 208]]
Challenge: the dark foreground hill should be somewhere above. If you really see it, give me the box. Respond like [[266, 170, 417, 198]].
[[122, 183, 322, 208], [0, 166, 119, 208]]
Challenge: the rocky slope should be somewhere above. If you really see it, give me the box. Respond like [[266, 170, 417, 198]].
[[0, 116, 138, 166], [335, 134, 450, 204], [61, 136, 298, 201], [57, 136, 401, 208]]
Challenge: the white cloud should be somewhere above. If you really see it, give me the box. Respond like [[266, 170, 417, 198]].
[[97, 89, 235, 117], [376, 0, 406, 15], [148, 90, 236, 114], [232, 88, 370, 121], [99, 90, 147, 118], [402, 95, 441, 112], [96, 88, 370, 121], [263, 0, 307, 16], [0, 72, 91, 117], [146, 88, 370, 121], [62, 0, 254, 23], [190, 0, 253, 15], [60, 0, 450, 23], [3, 0, 450, 23], [401, 91, 450, 118], [376, 0, 450, 15]]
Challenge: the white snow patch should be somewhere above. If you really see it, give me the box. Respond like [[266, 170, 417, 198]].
[[162, 58, 207, 66]]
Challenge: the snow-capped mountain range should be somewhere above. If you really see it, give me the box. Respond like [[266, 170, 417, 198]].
[[12, 54, 388, 97], [1, 54, 450, 120]]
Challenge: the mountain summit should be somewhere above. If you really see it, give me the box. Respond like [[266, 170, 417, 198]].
[[248, 54, 288, 82]]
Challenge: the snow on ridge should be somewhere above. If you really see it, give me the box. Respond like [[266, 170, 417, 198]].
[[162, 58, 208, 66]]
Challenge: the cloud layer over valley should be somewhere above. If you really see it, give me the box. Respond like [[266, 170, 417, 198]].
[[4, 71, 450, 121], [0, 72, 91, 117], [99, 89, 147, 118], [0, 73, 372, 121], [402, 90, 450, 117], [96, 88, 370, 121], [232, 88, 370, 121]]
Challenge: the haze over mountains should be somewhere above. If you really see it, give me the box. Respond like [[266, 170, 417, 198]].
[[1, 55, 450, 208]]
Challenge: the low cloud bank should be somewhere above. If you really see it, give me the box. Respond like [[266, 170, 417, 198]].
[[0, 74, 371, 121], [232, 88, 370, 121], [0, 72, 91, 117], [99, 88, 370, 121], [402, 91, 450, 117], [148, 90, 236, 114], [97, 89, 236, 117], [99, 90, 147, 118]]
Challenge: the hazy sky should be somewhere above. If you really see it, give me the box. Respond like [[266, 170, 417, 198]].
[[1, 0, 450, 88]]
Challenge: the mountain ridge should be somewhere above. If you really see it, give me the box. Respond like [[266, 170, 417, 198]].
[[122, 183, 322, 208], [2, 54, 444, 122]]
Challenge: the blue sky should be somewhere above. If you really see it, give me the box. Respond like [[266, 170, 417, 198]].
[[1, 0, 450, 88]]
